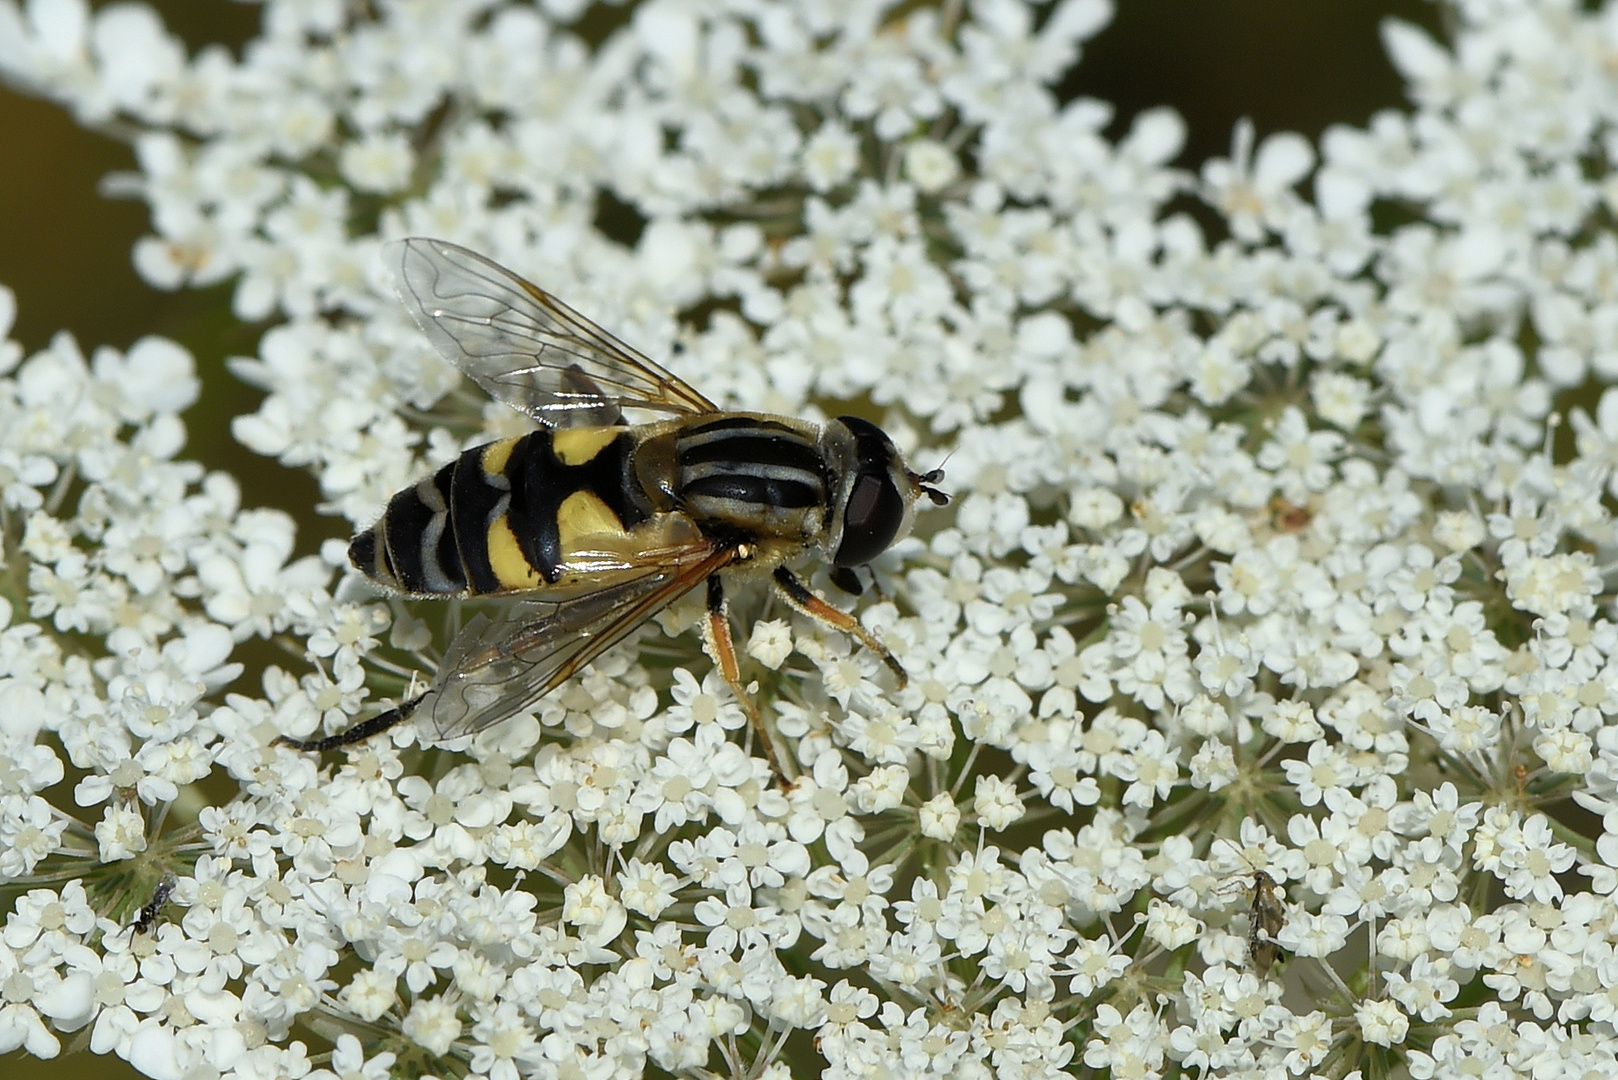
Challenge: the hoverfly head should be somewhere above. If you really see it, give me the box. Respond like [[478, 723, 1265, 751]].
[[826, 416, 946, 567]]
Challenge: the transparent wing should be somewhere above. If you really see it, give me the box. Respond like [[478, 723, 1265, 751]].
[[415, 544, 737, 741], [385, 237, 718, 426]]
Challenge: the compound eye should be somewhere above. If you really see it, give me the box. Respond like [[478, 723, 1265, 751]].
[[833, 472, 904, 566]]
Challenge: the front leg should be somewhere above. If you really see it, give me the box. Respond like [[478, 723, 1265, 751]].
[[772, 567, 907, 685], [700, 574, 782, 768], [829, 566, 864, 595]]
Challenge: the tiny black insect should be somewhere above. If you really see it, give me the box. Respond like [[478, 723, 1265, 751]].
[[130, 875, 176, 936]]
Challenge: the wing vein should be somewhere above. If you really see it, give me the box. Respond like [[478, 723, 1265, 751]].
[[385, 237, 719, 426]]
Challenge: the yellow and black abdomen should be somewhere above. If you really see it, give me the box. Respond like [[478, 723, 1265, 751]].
[[351, 426, 658, 596]]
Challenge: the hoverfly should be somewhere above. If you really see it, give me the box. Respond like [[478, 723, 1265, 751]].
[[1214, 836, 1288, 976], [276, 238, 947, 755]]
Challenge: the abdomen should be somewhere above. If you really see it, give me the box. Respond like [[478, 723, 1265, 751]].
[[351, 426, 663, 596]]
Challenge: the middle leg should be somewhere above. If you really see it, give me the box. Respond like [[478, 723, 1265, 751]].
[[701, 574, 783, 768]]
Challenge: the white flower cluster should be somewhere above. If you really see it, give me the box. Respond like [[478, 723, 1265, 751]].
[[3, 0, 1618, 1077]]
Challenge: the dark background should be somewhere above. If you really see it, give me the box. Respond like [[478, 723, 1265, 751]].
[[1, 2, 1432, 1077]]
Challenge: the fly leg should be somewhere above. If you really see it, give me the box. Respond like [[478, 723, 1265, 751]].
[[699, 575, 788, 771], [771, 567, 907, 685], [273, 693, 427, 752]]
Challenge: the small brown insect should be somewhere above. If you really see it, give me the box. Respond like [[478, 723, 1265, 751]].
[[1269, 496, 1313, 533], [1243, 868, 1286, 976], [1215, 838, 1287, 976]]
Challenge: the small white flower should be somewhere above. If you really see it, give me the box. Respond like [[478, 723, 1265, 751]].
[[902, 138, 959, 194], [1144, 899, 1202, 951], [744, 619, 792, 669], [917, 791, 960, 841], [401, 996, 461, 1057], [1263, 699, 1323, 744], [562, 875, 628, 948], [1310, 370, 1371, 431], [841, 51, 941, 141], [972, 774, 1024, 830], [339, 131, 415, 195], [800, 120, 859, 191], [1354, 996, 1409, 1048], [93, 803, 147, 862], [1201, 120, 1315, 243]]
